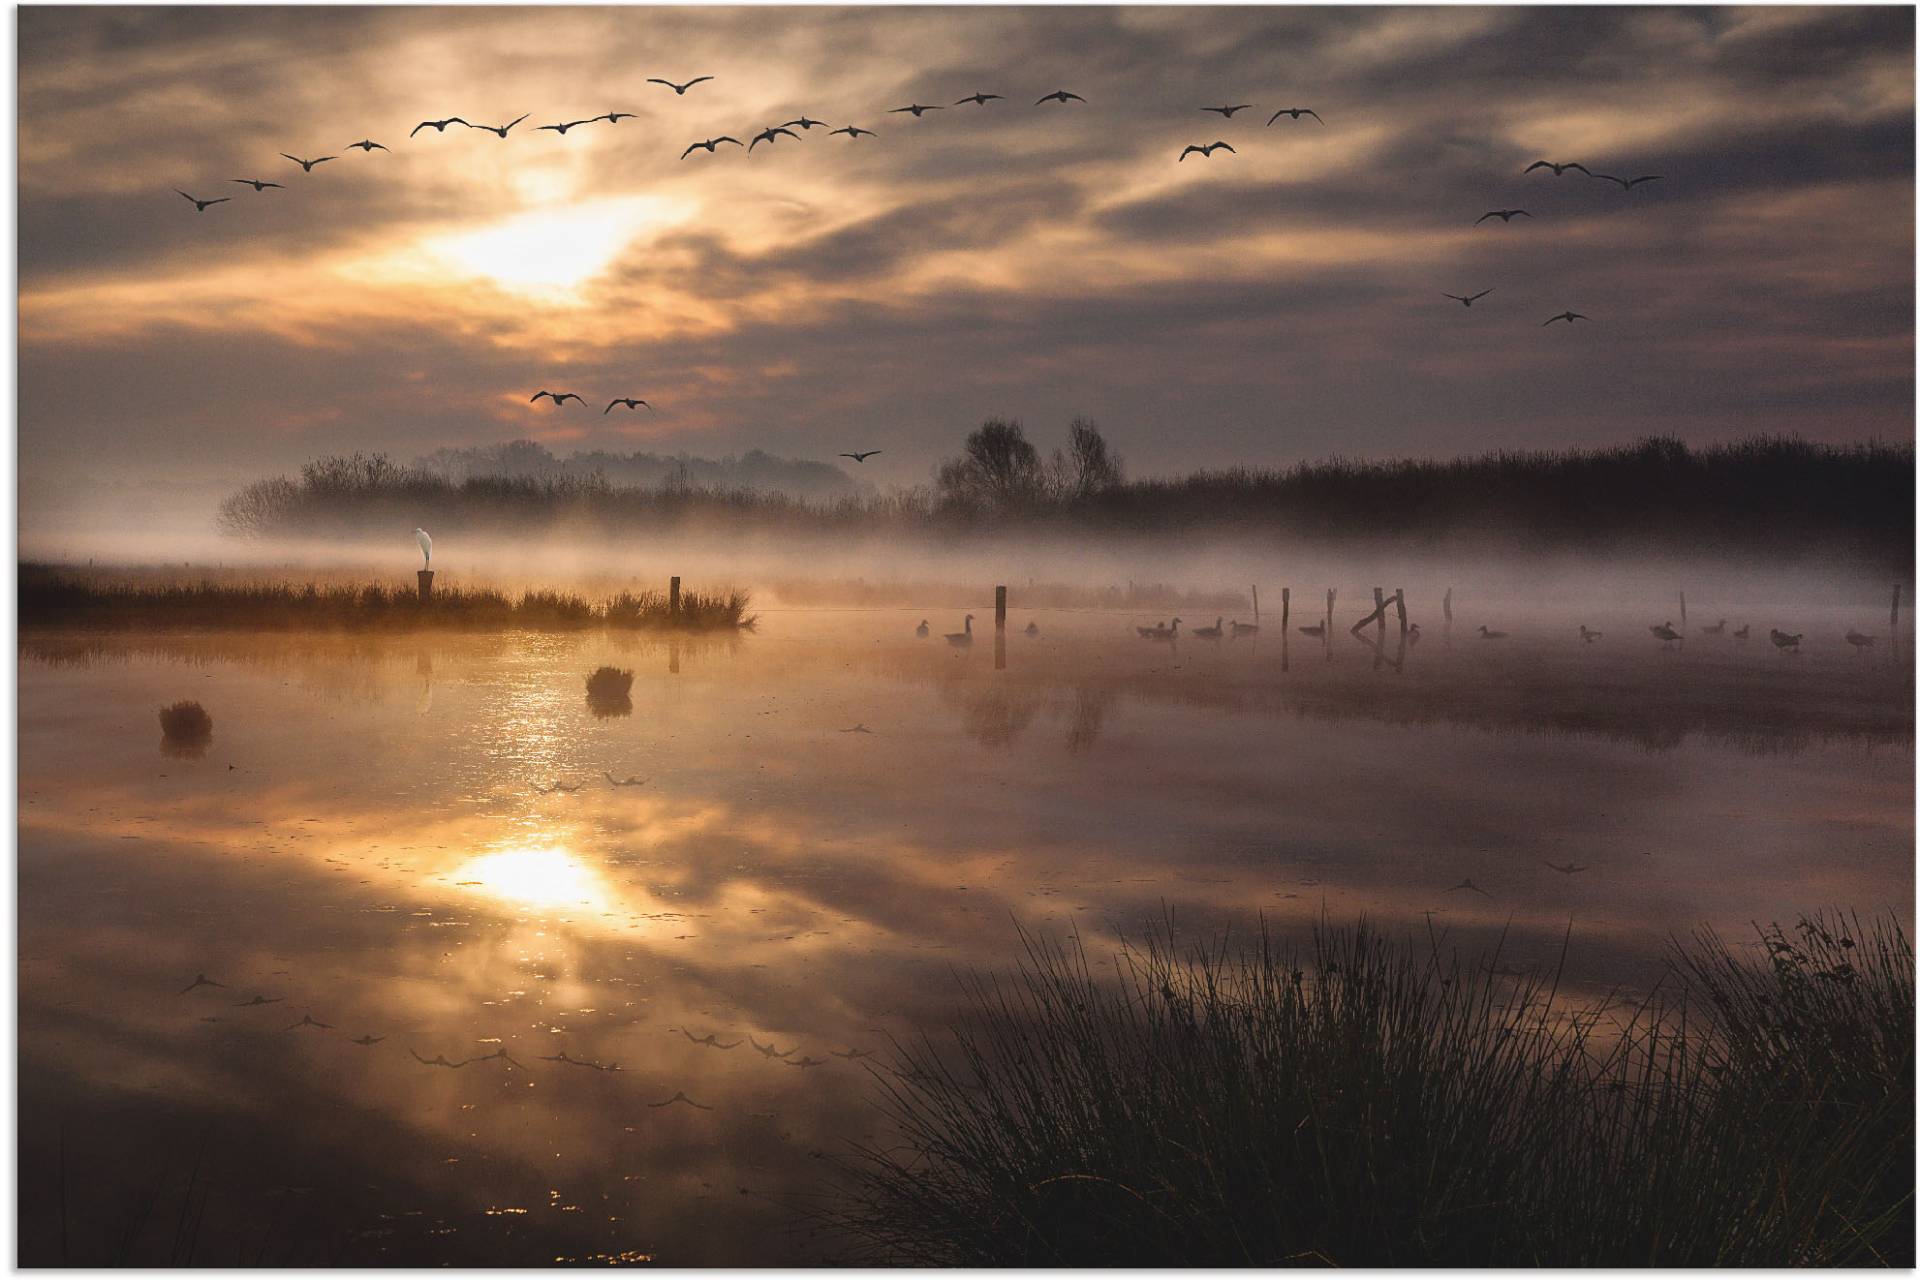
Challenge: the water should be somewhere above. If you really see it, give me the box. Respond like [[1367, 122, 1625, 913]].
[[17, 609, 1913, 1263]]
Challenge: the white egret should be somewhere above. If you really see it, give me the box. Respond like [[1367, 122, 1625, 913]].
[[414, 528, 432, 567]]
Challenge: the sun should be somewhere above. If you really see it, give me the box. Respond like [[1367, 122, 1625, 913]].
[[455, 845, 607, 911], [422, 195, 688, 296]]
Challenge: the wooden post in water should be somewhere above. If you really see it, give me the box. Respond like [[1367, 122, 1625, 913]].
[[1893, 584, 1901, 633], [1326, 588, 1335, 632], [1252, 585, 1260, 625], [1394, 589, 1407, 634], [669, 575, 681, 623], [1443, 587, 1453, 624], [1679, 591, 1687, 630], [1281, 587, 1291, 631], [1373, 587, 1385, 638], [417, 570, 434, 602], [995, 585, 1007, 632]]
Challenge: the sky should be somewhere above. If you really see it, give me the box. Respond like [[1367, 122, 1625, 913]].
[[16, 4, 1916, 539]]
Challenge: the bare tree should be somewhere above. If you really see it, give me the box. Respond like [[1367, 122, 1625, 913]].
[[936, 418, 1046, 508], [1051, 417, 1125, 498]]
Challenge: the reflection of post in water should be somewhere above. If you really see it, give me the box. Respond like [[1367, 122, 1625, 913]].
[[1353, 625, 1407, 673], [994, 631, 1006, 671], [668, 639, 681, 675], [1280, 624, 1289, 672], [415, 647, 434, 714], [1443, 586, 1454, 648]]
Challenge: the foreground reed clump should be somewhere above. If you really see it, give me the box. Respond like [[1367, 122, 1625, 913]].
[[834, 913, 1913, 1267], [19, 567, 754, 633]]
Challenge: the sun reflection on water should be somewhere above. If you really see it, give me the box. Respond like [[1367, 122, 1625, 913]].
[[455, 845, 606, 911]]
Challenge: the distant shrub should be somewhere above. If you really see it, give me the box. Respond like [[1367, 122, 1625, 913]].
[[585, 666, 634, 699], [158, 701, 213, 749]]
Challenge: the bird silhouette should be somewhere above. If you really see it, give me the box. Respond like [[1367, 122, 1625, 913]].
[[1407, 622, 1423, 644], [1543, 311, 1589, 326], [1201, 104, 1254, 117], [180, 973, 227, 993], [829, 125, 876, 138], [409, 117, 469, 136], [648, 76, 713, 95], [1147, 618, 1183, 640], [915, 620, 930, 638], [955, 92, 1003, 106], [233, 994, 283, 1007], [1267, 107, 1323, 124], [681, 136, 743, 157], [350, 1034, 385, 1046], [750, 126, 800, 150], [786, 1056, 828, 1068], [1447, 877, 1490, 896], [946, 615, 975, 647], [1846, 630, 1876, 649], [748, 1036, 796, 1059], [1296, 622, 1325, 638], [605, 771, 647, 787], [839, 450, 881, 462], [1770, 629, 1803, 651], [830, 1047, 874, 1060], [890, 103, 942, 117], [1192, 617, 1225, 639], [346, 139, 388, 152], [537, 118, 597, 135], [530, 390, 585, 406], [840, 724, 874, 734], [1650, 621, 1682, 645], [782, 116, 829, 131], [681, 1029, 741, 1049], [1540, 860, 1588, 874], [1591, 173, 1663, 190], [467, 114, 530, 138], [1230, 620, 1258, 636], [1733, 624, 1751, 639], [1179, 141, 1235, 161], [1478, 626, 1509, 639], [470, 1048, 526, 1070], [1476, 209, 1531, 224], [415, 527, 432, 567], [282, 1014, 333, 1032], [1036, 89, 1085, 105], [1444, 289, 1493, 307], [1024, 621, 1040, 636], [279, 153, 334, 172], [231, 178, 284, 192], [1525, 160, 1588, 176], [532, 779, 581, 794], [605, 397, 654, 413], [410, 1049, 470, 1068], [648, 1090, 713, 1109], [1701, 618, 1727, 635], [539, 1050, 620, 1071], [593, 112, 637, 124], [175, 190, 231, 212], [1579, 625, 1603, 643]]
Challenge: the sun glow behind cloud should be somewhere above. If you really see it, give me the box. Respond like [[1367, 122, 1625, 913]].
[[418, 195, 693, 298], [456, 844, 607, 911]]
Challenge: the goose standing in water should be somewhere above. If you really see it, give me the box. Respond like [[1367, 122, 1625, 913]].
[[915, 620, 930, 638], [1579, 625, 1602, 643], [1147, 618, 1183, 641], [1135, 621, 1164, 638], [1407, 622, 1422, 645], [1733, 624, 1751, 640], [1846, 630, 1876, 650], [1229, 619, 1259, 637], [1770, 629, 1802, 652], [1193, 617, 1225, 639], [1024, 621, 1039, 636], [1650, 621, 1682, 646], [1701, 618, 1727, 635], [945, 615, 974, 647], [1297, 621, 1326, 638], [1477, 625, 1508, 639]]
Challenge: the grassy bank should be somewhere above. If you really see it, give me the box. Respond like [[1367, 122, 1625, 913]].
[[834, 912, 1913, 1266], [18, 566, 754, 633], [217, 436, 1915, 570]]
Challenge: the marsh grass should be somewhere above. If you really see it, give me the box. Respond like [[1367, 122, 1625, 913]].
[[20, 567, 754, 634], [157, 701, 212, 740], [832, 913, 1913, 1266]]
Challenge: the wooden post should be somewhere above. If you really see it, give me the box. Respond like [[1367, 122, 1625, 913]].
[[1326, 588, 1335, 631], [1893, 585, 1901, 633], [669, 575, 681, 622], [417, 569, 434, 602], [995, 631, 1006, 671], [1443, 588, 1453, 623], [1252, 585, 1260, 625], [995, 585, 1007, 632], [1679, 591, 1687, 630], [1373, 587, 1385, 637], [1395, 589, 1407, 634], [1281, 587, 1291, 631]]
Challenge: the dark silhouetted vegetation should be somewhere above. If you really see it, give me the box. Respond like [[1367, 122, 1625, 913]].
[[412, 439, 859, 499], [20, 565, 753, 633], [216, 433, 1911, 569], [833, 912, 1913, 1267], [158, 701, 212, 741], [584, 665, 635, 717]]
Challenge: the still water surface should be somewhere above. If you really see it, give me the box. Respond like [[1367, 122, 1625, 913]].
[[17, 610, 1913, 1263]]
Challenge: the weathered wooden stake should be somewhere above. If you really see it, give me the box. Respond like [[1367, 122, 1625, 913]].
[[1326, 588, 1335, 631], [1373, 587, 1386, 636], [417, 569, 434, 602], [1893, 584, 1901, 633], [995, 585, 1007, 631], [1252, 585, 1260, 625], [669, 575, 681, 621], [1281, 587, 1291, 631], [995, 632, 1007, 671], [1679, 591, 1688, 629], [1443, 587, 1453, 623], [1395, 588, 1407, 634]]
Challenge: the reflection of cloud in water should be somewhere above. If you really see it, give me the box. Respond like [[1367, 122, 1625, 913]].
[[456, 844, 608, 912]]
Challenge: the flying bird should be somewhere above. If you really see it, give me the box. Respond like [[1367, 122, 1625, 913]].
[[681, 1029, 741, 1049], [1525, 160, 1588, 176], [1201, 104, 1254, 117], [749, 1036, 796, 1059], [1591, 173, 1663, 190], [782, 116, 829, 131], [233, 994, 284, 1007], [415, 528, 432, 567], [1266, 107, 1323, 124], [530, 390, 585, 406], [467, 114, 530, 138], [1178, 141, 1235, 161], [231, 178, 284, 191], [605, 398, 654, 413], [175, 190, 231, 212], [180, 973, 227, 994], [840, 724, 874, 734], [605, 771, 647, 787], [889, 103, 942, 117], [681, 136, 743, 157], [829, 125, 876, 138], [1443, 289, 1493, 307], [279, 153, 335, 172], [1542, 311, 1588, 325], [1540, 860, 1588, 874], [750, 126, 800, 150], [593, 112, 637, 124], [410, 1049, 470, 1068], [1447, 877, 1490, 897], [1036, 89, 1085, 104], [1476, 209, 1531, 224], [648, 1090, 713, 1109], [536, 119, 597, 135], [839, 450, 881, 462], [409, 117, 469, 136], [785, 1056, 828, 1068], [648, 76, 714, 95], [350, 1034, 385, 1046], [345, 139, 388, 152], [955, 92, 1003, 106], [282, 1013, 333, 1032]]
